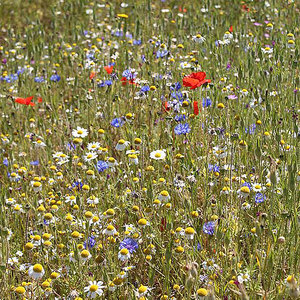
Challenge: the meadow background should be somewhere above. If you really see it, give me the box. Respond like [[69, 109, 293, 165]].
[[0, 0, 299, 299]]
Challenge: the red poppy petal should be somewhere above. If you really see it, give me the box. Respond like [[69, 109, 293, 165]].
[[104, 65, 113, 74], [192, 72, 206, 81], [183, 77, 199, 88], [15, 98, 27, 104], [37, 97, 43, 103]]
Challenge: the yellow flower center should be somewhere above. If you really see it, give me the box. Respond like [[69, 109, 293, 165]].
[[89, 285, 98, 292], [120, 248, 129, 255], [33, 264, 43, 273], [185, 227, 195, 235]]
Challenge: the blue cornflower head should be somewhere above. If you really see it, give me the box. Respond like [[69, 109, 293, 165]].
[[112, 30, 123, 37], [50, 74, 61, 82], [126, 32, 133, 39], [245, 123, 256, 134], [133, 39, 142, 45], [111, 117, 125, 128], [208, 164, 220, 173], [17, 68, 25, 75], [141, 85, 150, 93], [203, 221, 216, 235], [170, 82, 181, 91], [84, 236, 96, 249], [1, 74, 18, 83], [174, 123, 191, 135], [70, 181, 83, 191], [30, 160, 39, 166], [105, 80, 113, 86], [174, 114, 186, 122], [122, 69, 137, 80], [34, 76, 45, 83], [203, 97, 212, 107], [156, 49, 168, 58], [119, 238, 138, 254], [3, 158, 9, 166], [171, 91, 184, 102], [255, 193, 266, 203], [96, 160, 109, 172]]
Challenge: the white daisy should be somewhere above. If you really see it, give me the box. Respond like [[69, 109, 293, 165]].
[[118, 248, 131, 262], [150, 149, 166, 160], [84, 152, 98, 162], [84, 281, 106, 298], [115, 139, 130, 151], [28, 264, 45, 280], [72, 126, 88, 138]]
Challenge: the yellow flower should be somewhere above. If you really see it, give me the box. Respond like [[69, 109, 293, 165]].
[[117, 14, 128, 18]]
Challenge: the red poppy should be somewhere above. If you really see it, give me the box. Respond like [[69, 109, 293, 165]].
[[15, 96, 35, 106], [104, 65, 113, 74], [162, 101, 171, 113], [89, 71, 96, 80], [229, 25, 233, 33], [193, 101, 199, 115], [183, 71, 211, 89], [121, 77, 135, 86], [37, 97, 43, 103]]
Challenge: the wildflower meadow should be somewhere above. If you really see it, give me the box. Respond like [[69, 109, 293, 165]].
[[0, 0, 299, 299]]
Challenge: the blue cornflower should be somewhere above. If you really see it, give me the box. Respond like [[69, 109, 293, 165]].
[[17, 68, 25, 75], [255, 193, 266, 203], [208, 164, 220, 173], [3, 158, 9, 166], [34, 76, 45, 83], [30, 160, 39, 166], [70, 181, 83, 191], [203, 221, 216, 235], [111, 117, 125, 128], [202, 97, 212, 107], [171, 91, 184, 102], [170, 82, 181, 91], [105, 80, 113, 86], [84, 236, 96, 249], [156, 49, 168, 58], [50, 74, 61, 82], [133, 39, 142, 45], [174, 114, 186, 122], [96, 160, 109, 172], [122, 69, 137, 80], [119, 238, 138, 254], [174, 123, 191, 135], [245, 124, 256, 134], [141, 85, 150, 93]]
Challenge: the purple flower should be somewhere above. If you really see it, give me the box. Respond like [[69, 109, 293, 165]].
[[120, 238, 138, 254], [228, 94, 238, 100], [203, 97, 212, 107], [111, 117, 125, 128], [84, 236, 96, 249], [203, 221, 216, 235], [96, 160, 109, 172], [255, 193, 266, 203], [174, 123, 191, 135], [50, 74, 61, 82]]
